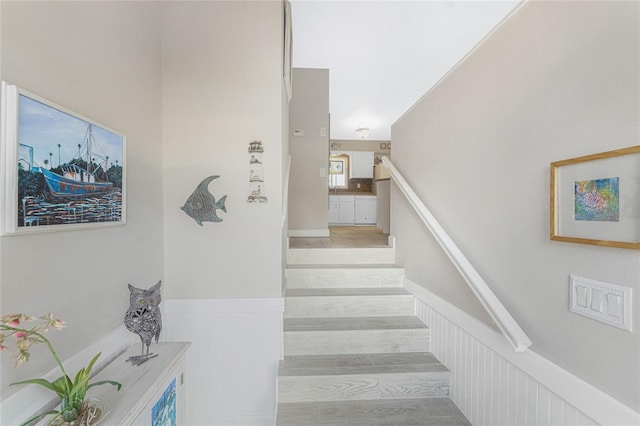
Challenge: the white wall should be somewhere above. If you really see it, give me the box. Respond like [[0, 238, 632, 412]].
[[161, 0, 284, 300], [392, 0, 639, 411], [288, 68, 330, 236], [0, 1, 163, 401], [160, 2, 287, 424]]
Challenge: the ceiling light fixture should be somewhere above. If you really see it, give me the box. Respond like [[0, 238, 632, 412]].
[[355, 123, 370, 139]]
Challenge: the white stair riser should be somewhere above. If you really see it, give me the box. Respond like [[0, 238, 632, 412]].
[[287, 248, 395, 265], [278, 372, 450, 403], [285, 295, 414, 318], [284, 329, 430, 356], [286, 268, 404, 289]]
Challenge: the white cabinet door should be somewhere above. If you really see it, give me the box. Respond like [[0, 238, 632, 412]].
[[337, 199, 355, 224], [328, 199, 339, 223], [330, 195, 354, 224], [354, 196, 377, 224], [350, 152, 375, 178]]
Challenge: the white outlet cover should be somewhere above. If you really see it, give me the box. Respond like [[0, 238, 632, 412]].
[[569, 275, 632, 332]]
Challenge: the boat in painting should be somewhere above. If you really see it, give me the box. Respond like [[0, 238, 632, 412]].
[[32, 124, 114, 198], [32, 165, 113, 197]]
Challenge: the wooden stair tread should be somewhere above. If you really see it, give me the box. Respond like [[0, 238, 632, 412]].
[[286, 263, 402, 269], [284, 316, 427, 332], [286, 287, 410, 297], [279, 352, 447, 376], [276, 398, 471, 426]]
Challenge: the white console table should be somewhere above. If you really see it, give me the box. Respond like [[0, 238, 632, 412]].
[[86, 342, 190, 425]]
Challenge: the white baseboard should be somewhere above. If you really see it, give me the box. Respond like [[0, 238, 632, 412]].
[[0, 325, 136, 426], [404, 277, 640, 426], [164, 298, 283, 426], [288, 228, 330, 237], [192, 414, 274, 425]]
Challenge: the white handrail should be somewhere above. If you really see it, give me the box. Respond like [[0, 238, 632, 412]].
[[382, 156, 532, 352]]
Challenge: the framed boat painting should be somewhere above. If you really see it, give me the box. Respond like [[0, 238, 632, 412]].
[[550, 146, 640, 250], [1, 82, 126, 235]]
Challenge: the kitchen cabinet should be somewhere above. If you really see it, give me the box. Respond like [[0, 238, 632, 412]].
[[354, 195, 377, 224], [329, 195, 355, 224], [330, 195, 376, 225], [350, 151, 375, 178]]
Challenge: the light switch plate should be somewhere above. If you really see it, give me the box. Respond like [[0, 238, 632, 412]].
[[569, 275, 632, 331]]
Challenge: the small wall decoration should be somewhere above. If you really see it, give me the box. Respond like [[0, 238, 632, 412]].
[[550, 146, 640, 249], [248, 141, 267, 203], [181, 175, 227, 225], [151, 378, 177, 426], [1, 82, 126, 235], [124, 281, 162, 365]]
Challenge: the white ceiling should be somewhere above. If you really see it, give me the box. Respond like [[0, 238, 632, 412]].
[[291, 0, 521, 141]]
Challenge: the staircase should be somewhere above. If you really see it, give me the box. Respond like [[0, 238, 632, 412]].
[[276, 245, 471, 425]]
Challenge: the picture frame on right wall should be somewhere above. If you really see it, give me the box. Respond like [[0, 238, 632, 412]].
[[550, 145, 640, 250]]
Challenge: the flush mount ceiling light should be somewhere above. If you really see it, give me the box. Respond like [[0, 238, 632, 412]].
[[355, 123, 370, 139]]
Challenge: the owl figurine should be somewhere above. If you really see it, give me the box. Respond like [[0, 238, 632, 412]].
[[124, 281, 162, 365]]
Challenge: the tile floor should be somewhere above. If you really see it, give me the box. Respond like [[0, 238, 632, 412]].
[[290, 226, 390, 248]]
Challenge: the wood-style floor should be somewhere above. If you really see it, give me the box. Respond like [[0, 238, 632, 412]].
[[290, 226, 390, 249]]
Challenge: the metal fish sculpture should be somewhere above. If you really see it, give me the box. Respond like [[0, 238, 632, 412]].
[[181, 175, 227, 225]]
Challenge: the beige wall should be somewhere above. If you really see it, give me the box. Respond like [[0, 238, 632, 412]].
[[0, 1, 163, 397], [161, 1, 285, 299], [288, 68, 330, 234], [392, 0, 639, 410]]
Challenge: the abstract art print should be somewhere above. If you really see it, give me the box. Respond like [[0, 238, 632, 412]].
[[1, 82, 126, 234], [151, 378, 177, 426], [550, 146, 640, 250], [574, 177, 619, 222]]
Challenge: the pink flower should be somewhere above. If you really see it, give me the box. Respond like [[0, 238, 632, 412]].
[[0, 345, 7, 352], [43, 313, 66, 330], [7, 319, 20, 328], [13, 331, 28, 339], [13, 351, 29, 367], [51, 319, 66, 330]]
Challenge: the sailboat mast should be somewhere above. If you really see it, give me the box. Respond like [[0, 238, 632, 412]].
[[87, 124, 92, 176]]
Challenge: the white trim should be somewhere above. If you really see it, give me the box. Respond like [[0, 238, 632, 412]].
[[0, 325, 136, 426], [282, 154, 291, 228], [404, 277, 640, 426], [382, 156, 531, 352], [191, 414, 275, 426], [288, 228, 330, 237]]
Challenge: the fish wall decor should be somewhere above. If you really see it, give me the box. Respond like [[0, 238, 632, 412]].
[[181, 175, 227, 225]]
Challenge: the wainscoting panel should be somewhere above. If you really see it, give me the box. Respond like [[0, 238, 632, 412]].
[[164, 298, 284, 426], [406, 278, 639, 426]]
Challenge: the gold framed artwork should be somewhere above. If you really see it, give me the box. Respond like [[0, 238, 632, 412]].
[[550, 146, 640, 250]]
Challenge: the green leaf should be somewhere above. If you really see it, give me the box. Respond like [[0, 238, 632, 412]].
[[53, 375, 73, 394], [86, 352, 101, 375], [11, 378, 64, 398], [73, 367, 86, 385], [19, 409, 60, 426], [87, 379, 122, 392]]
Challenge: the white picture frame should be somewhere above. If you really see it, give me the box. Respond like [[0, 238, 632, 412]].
[[1, 82, 126, 235]]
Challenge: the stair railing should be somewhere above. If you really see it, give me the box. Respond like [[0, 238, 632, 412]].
[[381, 156, 532, 352]]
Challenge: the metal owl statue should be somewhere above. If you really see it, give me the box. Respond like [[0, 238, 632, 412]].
[[124, 280, 162, 365]]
